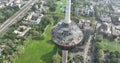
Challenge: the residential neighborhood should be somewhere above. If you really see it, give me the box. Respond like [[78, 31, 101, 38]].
[[0, 0, 120, 63]]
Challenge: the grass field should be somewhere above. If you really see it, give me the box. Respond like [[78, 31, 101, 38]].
[[16, 0, 66, 63], [101, 39, 120, 52], [15, 21, 56, 63]]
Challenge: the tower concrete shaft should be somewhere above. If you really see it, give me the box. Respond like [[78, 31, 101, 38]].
[[62, 50, 68, 63], [64, 0, 71, 24]]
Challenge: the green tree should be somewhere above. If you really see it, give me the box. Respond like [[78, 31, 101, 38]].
[[3, 46, 13, 55], [96, 34, 103, 42], [94, 42, 104, 63], [9, 55, 16, 63], [16, 45, 24, 55], [2, 60, 10, 63], [46, 0, 56, 11], [111, 58, 120, 63], [52, 54, 61, 63], [96, 50, 104, 59], [0, 12, 5, 22], [95, 42, 103, 51]]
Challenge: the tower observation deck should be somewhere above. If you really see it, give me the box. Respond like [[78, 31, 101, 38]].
[[51, 0, 83, 49]]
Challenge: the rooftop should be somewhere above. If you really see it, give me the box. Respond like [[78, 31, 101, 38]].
[[14, 25, 31, 37]]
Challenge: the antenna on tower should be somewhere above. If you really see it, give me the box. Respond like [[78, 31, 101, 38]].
[[64, 0, 71, 24]]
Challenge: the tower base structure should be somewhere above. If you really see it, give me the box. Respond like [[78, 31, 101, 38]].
[[62, 50, 68, 63]]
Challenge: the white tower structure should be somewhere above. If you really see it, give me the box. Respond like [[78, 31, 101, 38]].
[[64, 0, 71, 24], [51, 0, 83, 63]]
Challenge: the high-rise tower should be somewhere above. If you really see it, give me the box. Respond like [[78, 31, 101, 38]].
[[51, 0, 83, 63]]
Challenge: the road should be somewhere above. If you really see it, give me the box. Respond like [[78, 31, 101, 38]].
[[83, 35, 93, 63], [0, 0, 36, 33]]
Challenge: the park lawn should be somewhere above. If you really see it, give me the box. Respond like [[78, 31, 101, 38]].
[[101, 39, 120, 52], [55, 0, 66, 13], [15, 21, 56, 63]]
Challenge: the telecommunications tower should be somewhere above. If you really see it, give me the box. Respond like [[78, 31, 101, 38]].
[[51, 0, 83, 63]]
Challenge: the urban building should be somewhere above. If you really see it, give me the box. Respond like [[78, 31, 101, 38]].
[[81, 5, 93, 16], [22, 12, 43, 24], [111, 0, 120, 13], [14, 25, 31, 37]]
